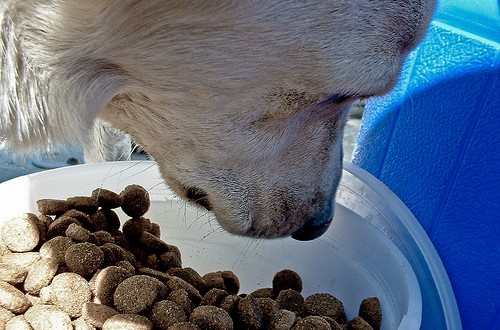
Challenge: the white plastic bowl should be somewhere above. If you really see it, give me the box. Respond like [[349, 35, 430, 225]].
[[0, 161, 430, 329]]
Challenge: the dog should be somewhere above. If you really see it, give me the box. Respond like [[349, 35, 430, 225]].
[[0, 0, 436, 240]]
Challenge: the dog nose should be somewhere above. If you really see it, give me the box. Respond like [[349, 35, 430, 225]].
[[186, 187, 212, 211], [291, 207, 333, 241]]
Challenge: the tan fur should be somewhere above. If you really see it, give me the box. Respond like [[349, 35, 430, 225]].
[[0, 0, 435, 238]]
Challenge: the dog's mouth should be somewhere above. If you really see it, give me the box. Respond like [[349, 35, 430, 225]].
[[181, 184, 333, 241]]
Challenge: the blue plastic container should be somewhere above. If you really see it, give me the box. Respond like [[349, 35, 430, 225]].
[[353, 1, 500, 329]]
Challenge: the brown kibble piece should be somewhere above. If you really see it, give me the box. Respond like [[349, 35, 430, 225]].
[[123, 218, 153, 239], [322, 316, 344, 330], [167, 268, 205, 292], [0, 213, 40, 252], [0, 281, 31, 314], [5, 315, 31, 329], [73, 316, 97, 330], [347, 316, 374, 330], [101, 208, 121, 231], [50, 272, 92, 318], [275, 289, 305, 315], [251, 287, 275, 299], [24, 304, 72, 330], [140, 231, 169, 252], [24, 257, 58, 294], [202, 271, 239, 294], [237, 294, 262, 330], [36, 199, 69, 216], [169, 289, 194, 315], [93, 230, 115, 245], [0, 307, 15, 328], [47, 216, 81, 238], [115, 260, 136, 275], [66, 196, 99, 214], [273, 269, 303, 294], [89, 210, 110, 232], [150, 222, 161, 238], [256, 298, 279, 328], [304, 293, 346, 323], [167, 276, 202, 305], [65, 242, 104, 277], [95, 266, 132, 306], [92, 188, 123, 209], [139, 267, 171, 283], [150, 300, 187, 329], [166, 322, 201, 330], [202, 272, 224, 291], [292, 315, 331, 329], [40, 236, 74, 264], [120, 185, 151, 218], [220, 294, 240, 320], [102, 313, 153, 330], [82, 302, 119, 328], [200, 288, 229, 306], [0, 262, 27, 284], [1, 252, 41, 269], [270, 309, 296, 330], [189, 305, 233, 330], [103, 242, 135, 264], [359, 297, 381, 330], [61, 209, 92, 229], [159, 251, 182, 271], [113, 275, 164, 314], [65, 223, 93, 242]]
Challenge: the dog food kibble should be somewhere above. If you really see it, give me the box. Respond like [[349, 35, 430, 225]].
[[92, 188, 123, 209], [275, 289, 305, 315], [82, 302, 119, 328], [66, 196, 99, 215], [50, 272, 92, 317], [94, 266, 132, 305], [24, 257, 59, 294], [120, 184, 151, 218], [347, 316, 374, 330], [39, 236, 74, 264], [0, 213, 40, 252], [150, 300, 187, 329], [272, 269, 303, 294], [0, 185, 382, 329], [190, 305, 234, 330], [36, 198, 69, 216], [237, 294, 263, 329], [25, 304, 73, 330], [102, 313, 153, 330], [269, 308, 296, 330], [65, 242, 104, 277], [0, 281, 30, 314], [305, 293, 347, 323], [358, 297, 381, 330]]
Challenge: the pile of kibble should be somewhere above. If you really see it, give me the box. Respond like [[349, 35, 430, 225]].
[[0, 184, 382, 330]]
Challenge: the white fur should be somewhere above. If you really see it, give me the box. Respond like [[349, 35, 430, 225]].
[[0, 0, 435, 238]]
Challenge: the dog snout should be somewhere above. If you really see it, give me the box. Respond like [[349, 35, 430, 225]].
[[186, 187, 212, 211], [291, 203, 334, 241]]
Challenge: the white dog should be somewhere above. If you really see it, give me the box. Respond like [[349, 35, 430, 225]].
[[0, 0, 435, 240]]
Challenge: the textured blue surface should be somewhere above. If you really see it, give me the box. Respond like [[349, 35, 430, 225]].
[[353, 6, 500, 330]]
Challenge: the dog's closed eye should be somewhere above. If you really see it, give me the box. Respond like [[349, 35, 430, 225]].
[[186, 187, 212, 211]]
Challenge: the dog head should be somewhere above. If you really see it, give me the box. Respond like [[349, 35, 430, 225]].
[[0, 0, 436, 239]]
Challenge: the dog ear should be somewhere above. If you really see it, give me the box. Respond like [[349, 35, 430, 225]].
[[0, 2, 127, 153]]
